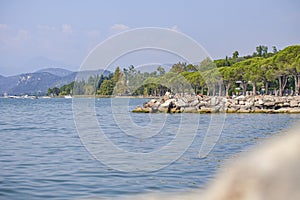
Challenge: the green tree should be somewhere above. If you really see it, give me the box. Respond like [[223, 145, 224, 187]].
[[272, 46, 278, 54], [157, 66, 166, 76], [170, 62, 186, 73], [47, 88, 53, 96], [274, 45, 300, 95], [52, 87, 60, 96], [220, 67, 237, 96], [98, 80, 114, 95], [233, 51, 239, 60], [112, 67, 122, 84]]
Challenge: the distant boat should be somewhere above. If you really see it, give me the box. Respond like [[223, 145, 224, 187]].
[[41, 96, 51, 99], [64, 95, 72, 99]]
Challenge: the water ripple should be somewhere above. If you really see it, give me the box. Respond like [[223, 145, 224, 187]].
[[0, 98, 299, 199]]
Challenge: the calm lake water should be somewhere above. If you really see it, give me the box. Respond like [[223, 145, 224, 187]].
[[0, 98, 299, 199]]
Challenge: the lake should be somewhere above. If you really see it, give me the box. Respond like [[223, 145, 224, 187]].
[[0, 98, 299, 199]]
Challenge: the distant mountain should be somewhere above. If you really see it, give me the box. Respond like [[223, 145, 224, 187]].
[[35, 68, 74, 77], [8, 72, 62, 95], [0, 68, 111, 96], [0, 75, 19, 94]]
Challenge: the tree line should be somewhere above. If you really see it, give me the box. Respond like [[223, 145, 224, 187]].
[[49, 45, 300, 97]]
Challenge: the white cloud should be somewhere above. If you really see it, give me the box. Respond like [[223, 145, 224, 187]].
[[62, 24, 72, 33], [110, 24, 130, 33]]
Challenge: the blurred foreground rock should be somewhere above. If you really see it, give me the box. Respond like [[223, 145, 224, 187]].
[[125, 125, 300, 200]]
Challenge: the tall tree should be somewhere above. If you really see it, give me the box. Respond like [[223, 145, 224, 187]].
[[232, 51, 239, 60], [157, 66, 166, 76], [52, 87, 60, 96]]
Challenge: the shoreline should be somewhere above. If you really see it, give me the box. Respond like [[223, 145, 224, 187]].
[[132, 95, 300, 114]]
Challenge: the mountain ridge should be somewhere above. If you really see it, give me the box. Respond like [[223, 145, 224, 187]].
[[0, 68, 111, 95]]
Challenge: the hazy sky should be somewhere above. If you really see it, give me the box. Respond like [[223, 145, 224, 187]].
[[0, 0, 299, 76]]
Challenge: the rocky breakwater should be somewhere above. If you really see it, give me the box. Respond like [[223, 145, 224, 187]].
[[133, 94, 300, 114]]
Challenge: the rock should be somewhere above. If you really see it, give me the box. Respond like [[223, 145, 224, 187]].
[[226, 107, 238, 113], [240, 105, 250, 110], [237, 109, 250, 113], [182, 107, 198, 113], [258, 99, 264, 105], [160, 99, 174, 108], [236, 95, 246, 101], [151, 102, 161, 112], [133, 95, 300, 114], [132, 107, 151, 113], [200, 125, 300, 200], [190, 99, 199, 107], [210, 97, 219, 106], [239, 100, 245, 105], [158, 107, 167, 113], [290, 100, 299, 108], [175, 99, 189, 107], [288, 108, 300, 113], [225, 102, 232, 108], [276, 103, 284, 108], [164, 92, 171, 100], [274, 108, 289, 113], [231, 105, 241, 110], [147, 99, 158, 107], [264, 101, 275, 107], [198, 101, 208, 107], [246, 100, 254, 107], [127, 126, 300, 200], [199, 107, 215, 113]]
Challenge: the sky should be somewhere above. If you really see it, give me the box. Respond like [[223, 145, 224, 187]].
[[0, 0, 299, 76]]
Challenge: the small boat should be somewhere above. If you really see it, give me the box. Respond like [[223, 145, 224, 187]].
[[64, 95, 72, 99]]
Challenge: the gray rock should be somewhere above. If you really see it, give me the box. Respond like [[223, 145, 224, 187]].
[[182, 107, 198, 113], [236, 95, 246, 101], [239, 100, 245, 105], [190, 99, 199, 107], [160, 99, 174, 108], [225, 102, 232, 108], [290, 100, 299, 107], [240, 105, 250, 110], [288, 108, 300, 113], [199, 107, 215, 113], [198, 101, 208, 107], [175, 99, 189, 107], [238, 109, 250, 113], [258, 99, 264, 105], [210, 97, 219, 106], [231, 105, 241, 110], [264, 101, 275, 107], [158, 107, 167, 112]]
